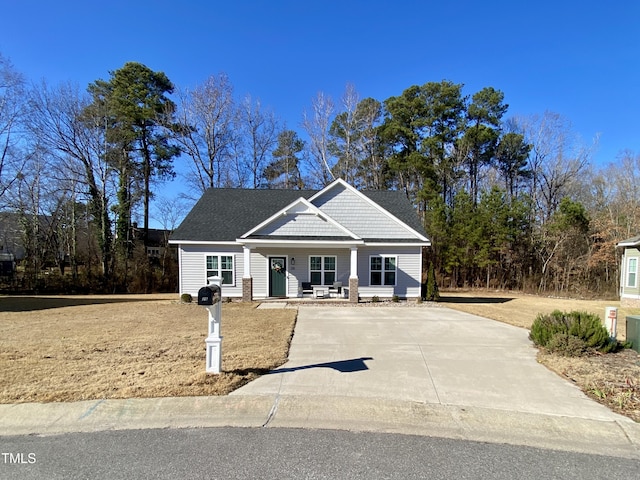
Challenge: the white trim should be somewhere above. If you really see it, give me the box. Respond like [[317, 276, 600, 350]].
[[369, 254, 398, 287], [169, 240, 238, 246], [626, 256, 638, 288], [309, 178, 430, 243], [240, 197, 361, 240], [238, 238, 364, 248], [309, 255, 337, 285], [621, 293, 640, 300], [617, 238, 640, 248], [364, 242, 430, 247], [205, 254, 236, 287]]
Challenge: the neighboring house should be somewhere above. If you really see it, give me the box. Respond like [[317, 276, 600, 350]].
[[130, 224, 173, 259], [0, 212, 27, 261], [618, 235, 640, 307], [169, 179, 430, 302]]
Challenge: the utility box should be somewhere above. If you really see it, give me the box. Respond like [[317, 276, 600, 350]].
[[627, 316, 640, 353]]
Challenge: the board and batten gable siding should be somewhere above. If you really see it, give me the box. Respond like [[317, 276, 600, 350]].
[[622, 247, 640, 298], [357, 245, 423, 298], [252, 213, 349, 237], [312, 184, 415, 240], [178, 244, 244, 297], [250, 247, 351, 298]]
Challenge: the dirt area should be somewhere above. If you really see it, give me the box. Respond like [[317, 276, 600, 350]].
[[0, 295, 296, 403], [440, 290, 640, 422], [1, 291, 639, 422]]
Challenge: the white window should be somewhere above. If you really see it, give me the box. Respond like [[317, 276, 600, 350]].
[[206, 255, 234, 285], [627, 257, 638, 288], [370, 255, 397, 286], [309, 256, 336, 285]]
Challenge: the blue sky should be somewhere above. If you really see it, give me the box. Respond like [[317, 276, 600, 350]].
[[2, 0, 639, 215]]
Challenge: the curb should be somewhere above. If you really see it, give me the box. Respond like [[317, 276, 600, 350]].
[[1, 395, 639, 460]]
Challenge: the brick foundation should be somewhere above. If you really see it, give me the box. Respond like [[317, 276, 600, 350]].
[[349, 277, 359, 303], [242, 277, 253, 302]]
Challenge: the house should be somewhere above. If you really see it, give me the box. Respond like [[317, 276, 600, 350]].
[[169, 179, 430, 302], [618, 235, 640, 307]]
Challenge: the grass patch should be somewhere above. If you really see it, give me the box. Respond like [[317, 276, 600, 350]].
[[0, 295, 296, 403]]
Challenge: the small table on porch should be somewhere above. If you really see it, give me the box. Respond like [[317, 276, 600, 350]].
[[312, 285, 327, 298]]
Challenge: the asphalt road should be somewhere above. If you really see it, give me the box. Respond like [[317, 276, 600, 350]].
[[2, 427, 639, 480]]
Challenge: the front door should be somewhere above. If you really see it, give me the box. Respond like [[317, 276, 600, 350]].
[[269, 257, 287, 297]]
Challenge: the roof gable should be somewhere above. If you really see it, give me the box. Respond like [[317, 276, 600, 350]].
[[311, 179, 429, 242], [240, 197, 360, 240]]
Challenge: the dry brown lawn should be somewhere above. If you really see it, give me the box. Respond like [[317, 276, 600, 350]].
[[440, 290, 640, 422], [1, 291, 639, 422], [0, 295, 296, 403]]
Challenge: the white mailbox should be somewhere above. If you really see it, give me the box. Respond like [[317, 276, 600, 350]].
[[201, 276, 222, 374]]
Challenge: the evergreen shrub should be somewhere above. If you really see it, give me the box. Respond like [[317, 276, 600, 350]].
[[424, 262, 440, 301], [529, 310, 616, 355]]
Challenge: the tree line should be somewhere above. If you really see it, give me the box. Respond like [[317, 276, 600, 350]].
[[0, 52, 638, 296]]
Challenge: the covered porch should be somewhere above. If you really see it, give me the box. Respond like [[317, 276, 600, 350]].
[[239, 241, 362, 303]]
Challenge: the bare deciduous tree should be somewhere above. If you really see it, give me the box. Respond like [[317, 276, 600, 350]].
[[239, 95, 279, 188], [515, 111, 593, 223], [174, 74, 238, 197], [302, 91, 335, 187], [0, 53, 26, 207], [27, 81, 114, 277]]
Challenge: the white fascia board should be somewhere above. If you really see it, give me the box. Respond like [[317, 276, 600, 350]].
[[168, 240, 238, 246], [617, 240, 640, 248], [239, 196, 361, 240], [238, 238, 364, 248], [364, 241, 431, 247], [309, 178, 430, 243]]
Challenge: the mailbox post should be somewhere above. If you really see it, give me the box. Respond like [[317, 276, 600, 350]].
[[198, 276, 222, 374]]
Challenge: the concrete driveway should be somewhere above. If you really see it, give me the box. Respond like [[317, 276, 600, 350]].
[[234, 305, 624, 421], [3, 304, 639, 458]]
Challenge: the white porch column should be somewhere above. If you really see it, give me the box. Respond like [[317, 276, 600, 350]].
[[349, 247, 359, 303], [243, 246, 252, 278], [242, 246, 253, 302], [350, 247, 358, 278]]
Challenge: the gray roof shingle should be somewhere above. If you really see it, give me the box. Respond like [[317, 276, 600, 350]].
[[169, 187, 427, 242]]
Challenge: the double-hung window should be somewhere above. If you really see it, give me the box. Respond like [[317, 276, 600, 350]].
[[206, 255, 234, 285], [309, 256, 336, 285], [627, 257, 638, 288], [370, 256, 397, 286]]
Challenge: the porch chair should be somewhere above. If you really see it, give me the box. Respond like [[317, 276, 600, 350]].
[[328, 281, 342, 298], [301, 282, 313, 297]]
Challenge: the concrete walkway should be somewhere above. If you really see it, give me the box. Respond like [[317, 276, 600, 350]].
[[1, 306, 639, 460]]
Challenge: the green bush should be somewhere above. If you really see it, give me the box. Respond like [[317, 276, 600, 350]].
[[180, 293, 193, 303], [371, 295, 380, 303], [392, 295, 400, 303], [529, 310, 616, 355], [546, 333, 587, 357]]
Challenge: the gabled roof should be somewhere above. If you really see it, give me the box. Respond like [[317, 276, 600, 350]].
[[170, 188, 316, 242], [240, 197, 361, 240], [169, 182, 429, 244]]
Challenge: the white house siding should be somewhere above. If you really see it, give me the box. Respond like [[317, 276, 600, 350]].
[[178, 244, 244, 298], [250, 247, 351, 298], [254, 214, 348, 237], [313, 184, 415, 239], [357, 245, 423, 299], [621, 247, 640, 302]]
